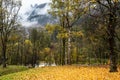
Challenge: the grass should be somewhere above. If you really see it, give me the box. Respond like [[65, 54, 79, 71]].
[[0, 65, 120, 80], [0, 65, 28, 76]]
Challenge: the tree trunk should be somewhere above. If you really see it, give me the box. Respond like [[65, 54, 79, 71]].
[[67, 28, 71, 65], [62, 38, 66, 65], [2, 42, 7, 68], [108, 13, 118, 72], [60, 40, 62, 65]]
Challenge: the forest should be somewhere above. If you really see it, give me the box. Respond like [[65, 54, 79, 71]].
[[0, 0, 120, 80]]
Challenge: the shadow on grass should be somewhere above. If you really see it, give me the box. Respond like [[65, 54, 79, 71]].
[[0, 65, 30, 76]]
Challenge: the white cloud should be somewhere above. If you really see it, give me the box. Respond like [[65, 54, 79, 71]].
[[19, 0, 51, 27], [22, 21, 38, 27], [20, 0, 51, 14]]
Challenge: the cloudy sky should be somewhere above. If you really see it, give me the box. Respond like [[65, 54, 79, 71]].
[[20, 0, 51, 14], [19, 0, 51, 27]]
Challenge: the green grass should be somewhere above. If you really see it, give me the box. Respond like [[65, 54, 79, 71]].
[[0, 67, 45, 80], [0, 65, 28, 76]]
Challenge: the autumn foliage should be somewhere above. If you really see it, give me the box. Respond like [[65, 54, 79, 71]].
[[0, 66, 120, 80]]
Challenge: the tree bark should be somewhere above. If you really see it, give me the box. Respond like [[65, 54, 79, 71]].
[[62, 38, 66, 65], [108, 13, 118, 72], [67, 28, 71, 65], [2, 38, 7, 68]]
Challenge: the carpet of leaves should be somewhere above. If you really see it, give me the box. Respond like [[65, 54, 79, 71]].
[[0, 66, 120, 80]]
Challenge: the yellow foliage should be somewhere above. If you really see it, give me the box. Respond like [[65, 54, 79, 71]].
[[9, 35, 19, 41], [72, 47, 77, 60], [92, 0, 96, 2], [73, 47, 77, 53], [113, 0, 119, 2], [45, 24, 56, 34], [44, 47, 50, 53], [14, 42, 18, 46], [57, 31, 84, 39], [57, 33, 69, 39], [76, 31, 84, 37], [72, 31, 84, 37], [24, 40, 32, 46], [1, 66, 120, 80]]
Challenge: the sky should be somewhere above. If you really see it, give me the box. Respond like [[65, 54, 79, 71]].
[[20, 0, 51, 15], [19, 0, 51, 27]]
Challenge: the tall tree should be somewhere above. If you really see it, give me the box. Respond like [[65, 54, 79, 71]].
[[0, 0, 21, 68], [49, 0, 86, 65], [89, 0, 120, 72], [30, 28, 39, 67]]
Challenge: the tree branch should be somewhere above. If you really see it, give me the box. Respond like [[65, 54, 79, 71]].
[[96, 0, 109, 9], [115, 32, 120, 41]]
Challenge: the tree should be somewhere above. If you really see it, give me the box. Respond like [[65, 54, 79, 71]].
[[89, 0, 120, 72], [30, 28, 39, 67], [49, 0, 86, 65], [0, 0, 21, 68]]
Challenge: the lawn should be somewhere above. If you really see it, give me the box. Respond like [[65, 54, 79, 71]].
[[0, 65, 28, 76], [0, 66, 120, 80]]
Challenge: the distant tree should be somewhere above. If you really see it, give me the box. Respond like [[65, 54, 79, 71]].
[[0, 0, 21, 68], [30, 28, 39, 67]]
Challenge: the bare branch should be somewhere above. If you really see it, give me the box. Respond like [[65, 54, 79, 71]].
[[96, 0, 109, 9]]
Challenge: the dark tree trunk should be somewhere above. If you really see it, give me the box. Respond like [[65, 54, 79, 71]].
[[32, 49, 35, 67], [76, 38, 79, 64], [2, 42, 7, 68], [95, 0, 119, 72], [60, 40, 62, 65], [62, 38, 66, 65], [108, 13, 118, 72]]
